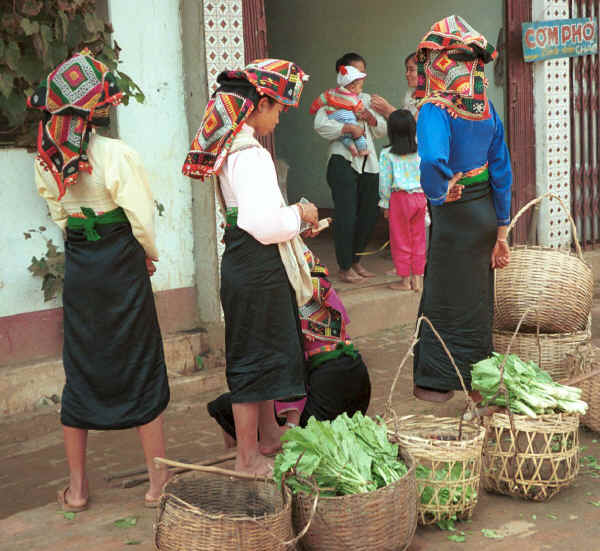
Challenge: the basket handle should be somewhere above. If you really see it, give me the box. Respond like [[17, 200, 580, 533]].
[[154, 457, 271, 482], [385, 315, 477, 421], [507, 191, 583, 260]]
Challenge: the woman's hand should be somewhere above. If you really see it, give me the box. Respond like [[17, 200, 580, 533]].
[[491, 239, 510, 269], [146, 257, 157, 277], [297, 201, 319, 228], [357, 108, 377, 126], [382, 208, 389, 219], [342, 123, 365, 139], [444, 172, 464, 203], [370, 95, 395, 118]]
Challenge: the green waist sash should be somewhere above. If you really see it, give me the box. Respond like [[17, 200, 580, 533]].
[[225, 207, 238, 229], [309, 342, 357, 369], [459, 167, 489, 186], [67, 206, 128, 242]]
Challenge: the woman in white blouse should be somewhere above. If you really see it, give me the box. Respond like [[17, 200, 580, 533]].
[[30, 50, 170, 511], [183, 60, 318, 476]]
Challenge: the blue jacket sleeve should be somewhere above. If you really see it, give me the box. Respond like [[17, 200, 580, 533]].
[[416, 104, 454, 205], [488, 103, 513, 226]]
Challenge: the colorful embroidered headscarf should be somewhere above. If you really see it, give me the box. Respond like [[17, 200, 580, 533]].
[[414, 15, 497, 120], [27, 48, 122, 199], [182, 58, 308, 180]]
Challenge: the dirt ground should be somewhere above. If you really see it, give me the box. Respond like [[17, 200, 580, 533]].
[[1, 324, 599, 550]]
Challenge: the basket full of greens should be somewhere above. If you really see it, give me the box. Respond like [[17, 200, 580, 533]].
[[273, 412, 417, 551], [472, 353, 583, 500]]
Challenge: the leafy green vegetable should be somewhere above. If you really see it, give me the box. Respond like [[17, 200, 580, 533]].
[[472, 353, 588, 417], [481, 528, 503, 539], [58, 511, 76, 520], [416, 463, 476, 508], [273, 412, 407, 496], [114, 517, 137, 528], [448, 532, 466, 542]]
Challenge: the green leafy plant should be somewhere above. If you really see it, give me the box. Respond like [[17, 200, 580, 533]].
[[24, 226, 65, 301], [0, 0, 144, 147], [114, 516, 137, 528], [273, 412, 408, 497]]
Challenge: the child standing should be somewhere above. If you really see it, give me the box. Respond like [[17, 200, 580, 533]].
[[310, 65, 369, 157], [379, 109, 427, 291]]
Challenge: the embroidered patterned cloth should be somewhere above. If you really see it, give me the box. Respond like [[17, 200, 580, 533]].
[[182, 58, 308, 180], [27, 49, 122, 199], [298, 252, 353, 359], [414, 15, 497, 120], [309, 87, 364, 116]]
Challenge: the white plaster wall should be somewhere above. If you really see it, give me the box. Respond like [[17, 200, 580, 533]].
[[0, 149, 64, 317], [108, 0, 195, 291], [0, 1, 195, 319]]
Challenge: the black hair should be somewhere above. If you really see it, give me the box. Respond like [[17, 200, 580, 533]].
[[335, 52, 366, 73], [387, 109, 417, 156], [404, 52, 417, 68], [214, 71, 276, 106]]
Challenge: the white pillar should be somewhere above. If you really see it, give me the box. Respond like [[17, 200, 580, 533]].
[[532, 0, 572, 248]]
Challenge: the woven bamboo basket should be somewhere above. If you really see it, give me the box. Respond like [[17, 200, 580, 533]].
[[566, 345, 600, 433], [483, 412, 580, 501], [291, 450, 417, 551], [154, 470, 294, 551], [388, 416, 485, 526], [492, 319, 591, 381], [494, 193, 593, 334]]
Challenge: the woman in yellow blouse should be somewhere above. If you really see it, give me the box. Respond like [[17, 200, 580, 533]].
[[30, 50, 169, 511]]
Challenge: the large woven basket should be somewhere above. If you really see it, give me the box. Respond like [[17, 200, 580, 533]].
[[483, 412, 580, 501], [493, 320, 591, 381], [388, 416, 485, 526], [154, 470, 293, 551], [567, 345, 600, 433], [494, 193, 593, 334], [292, 450, 417, 551]]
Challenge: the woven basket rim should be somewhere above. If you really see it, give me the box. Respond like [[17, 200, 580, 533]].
[[293, 449, 415, 503], [493, 327, 590, 339], [161, 471, 291, 522], [487, 411, 580, 430], [389, 415, 486, 445], [509, 243, 592, 265]]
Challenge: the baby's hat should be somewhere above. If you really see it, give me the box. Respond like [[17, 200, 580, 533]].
[[337, 65, 367, 87]]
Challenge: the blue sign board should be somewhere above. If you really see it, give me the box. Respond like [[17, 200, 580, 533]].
[[522, 17, 598, 62]]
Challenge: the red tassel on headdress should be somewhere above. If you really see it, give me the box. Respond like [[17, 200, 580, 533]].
[[339, 66, 347, 75]]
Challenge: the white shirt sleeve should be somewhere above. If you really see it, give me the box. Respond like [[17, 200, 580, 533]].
[[228, 147, 301, 244], [34, 160, 69, 233], [314, 106, 344, 141]]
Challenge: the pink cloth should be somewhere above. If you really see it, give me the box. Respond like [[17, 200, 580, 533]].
[[275, 397, 307, 417], [389, 191, 427, 277]]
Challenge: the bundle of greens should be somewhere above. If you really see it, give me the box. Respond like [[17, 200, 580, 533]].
[[273, 412, 408, 497], [416, 463, 476, 507], [472, 353, 588, 417]]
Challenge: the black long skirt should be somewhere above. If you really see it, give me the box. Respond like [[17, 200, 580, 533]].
[[207, 353, 371, 438], [413, 181, 497, 391], [61, 222, 169, 430], [220, 226, 305, 403]]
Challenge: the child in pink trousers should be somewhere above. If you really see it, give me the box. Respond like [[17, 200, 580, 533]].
[[379, 109, 427, 291]]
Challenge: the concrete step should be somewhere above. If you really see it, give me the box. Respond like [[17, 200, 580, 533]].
[[0, 327, 226, 418]]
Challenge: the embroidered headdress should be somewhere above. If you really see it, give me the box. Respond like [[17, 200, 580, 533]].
[[182, 58, 309, 180], [414, 15, 497, 120], [27, 48, 122, 199]]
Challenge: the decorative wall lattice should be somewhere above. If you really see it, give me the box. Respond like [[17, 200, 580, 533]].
[[202, 0, 246, 263], [535, 0, 572, 249]]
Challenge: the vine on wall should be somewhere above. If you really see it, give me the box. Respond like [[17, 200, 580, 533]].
[[0, 0, 144, 147]]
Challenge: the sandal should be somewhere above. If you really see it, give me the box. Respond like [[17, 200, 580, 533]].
[[57, 486, 88, 513]]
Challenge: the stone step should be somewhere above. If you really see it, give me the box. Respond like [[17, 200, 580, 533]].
[[0, 327, 225, 418]]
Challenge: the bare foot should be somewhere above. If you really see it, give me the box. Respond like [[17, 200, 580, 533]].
[[414, 385, 455, 403], [145, 467, 171, 502], [385, 268, 399, 276], [389, 277, 411, 291], [348, 143, 359, 156], [339, 268, 362, 283], [352, 263, 376, 278], [259, 424, 287, 456], [410, 274, 423, 292], [235, 453, 274, 477]]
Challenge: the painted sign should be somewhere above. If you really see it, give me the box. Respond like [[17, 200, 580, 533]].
[[522, 17, 598, 62]]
